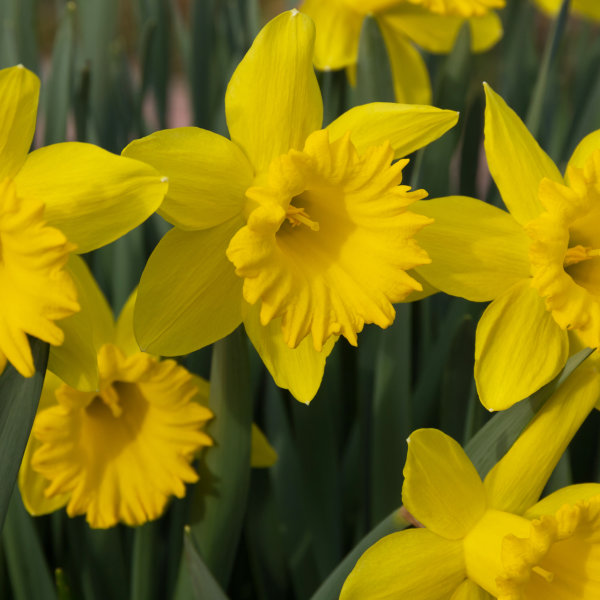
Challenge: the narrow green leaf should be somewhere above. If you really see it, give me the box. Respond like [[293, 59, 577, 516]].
[[0, 337, 48, 531], [2, 490, 57, 600], [131, 521, 159, 600]]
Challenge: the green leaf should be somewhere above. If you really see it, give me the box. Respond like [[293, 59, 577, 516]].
[[0, 337, 48, 531]]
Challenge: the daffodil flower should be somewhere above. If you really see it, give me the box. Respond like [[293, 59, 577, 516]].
[[18, 258, 214, 529], [533, 0, 600, 21], [411, 83, 600, 410], [299, 0, 504, 104], [0, 65, 166, 387], [341, 362, 600, 599], [123, 10, 458, 403]]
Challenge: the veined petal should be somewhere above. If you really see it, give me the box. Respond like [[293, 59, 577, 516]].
[[326, 103, 457, 159], [340, 529, 465, 600], [483, 83, 563, 226], [412, 196, 530, 302], [403, 429, 486, 540], [15, 142, 167, 253], [250, 424, 278, 468], [115, 290, 140, 358], [243, 301, 335, 404], [225, 10, 323, 175], [484, 367, 600, 515], [0, 65, 39, 180], [381, 7, 502, 54], [475, 280, 569, 411], [135, 218, 244, 356], [300, 0, 363, 70], [567, 128, 600, 176], [48, 255, 114, 391], [450, 579, 493, 600], [525, 484, 600, 518], [122, 128, 251, 230], [377, 23, 432, 104]]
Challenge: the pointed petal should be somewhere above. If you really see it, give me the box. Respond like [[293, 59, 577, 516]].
[[412, 196, 530, 302], [378, 21, 432, 104], [381, 7, 501, 54], [403, 429, 486, 540], [450, 580, 492, 600], [115, 290, 140, 358], [340, 529, 465, 600], [225, 11, 322, 174], [243, 301, 335, 404], [250, 424, 278, 468], [0, 65, 39, 180], [484, 367, 600, 515], [327, 104, 457, 160], [48, 256, 114, 392], [122, 128, 252, 230], [135, 219, 244, 356], [475, 280, 569, 411], [15, 143, 167, 253], [566, 129, 600, 176], [483, 84, 562, 225], [525, 483, 600, 519], [300, 0, 363, 70]]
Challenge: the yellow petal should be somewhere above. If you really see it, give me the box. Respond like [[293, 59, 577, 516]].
[[114, 289, 140, 358], [484, 367, 600, 515], [475, 280, 569, 411], [48, 255, 114, 391], [340, 528, 465, 600], [400, 269, 439, 302], [243, 301, 335, 404], [450, 580, 492, 600], [566, 128, 600, 176], [533, 0, 600, 20], [250, 424, 278, 468], [327, 103, 458, 160], [403, 428, 486, 540], [483, 83, 563, 226], [225, 10, 323, 175], [378, 20, 432, 104], [525, 483, 600, 519], [19, 373, 71, 517], [300, 0, 363, 70], [135, 219, 244, 356], [381, 7, 502, 54], [15, 142, 167, 253], [122, 127, 252, 230], [0, 65, 39, 180], [412, 196, 530, 302]]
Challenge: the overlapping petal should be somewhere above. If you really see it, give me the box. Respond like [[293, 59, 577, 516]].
[[566, 128, 600, 174], [450, 580, 492, 600], [525, 483, 600, 519], [484, 366, 600, 515], [412, 196, 530, 302], [403, 429, 486, 540], [135, 218, 244, 356], [326, 103, 458, 159], [15, 142, 167, 253], [122, 128, 252, 230], [483, 83, 563, 225], [474, 280, 569, 411], [225, 10, 323, 175], [340, 529, 465, 600], [0, 65, 39, 180]]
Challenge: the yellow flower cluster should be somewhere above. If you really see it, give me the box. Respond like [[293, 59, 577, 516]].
[[1, 6, 599, 598]]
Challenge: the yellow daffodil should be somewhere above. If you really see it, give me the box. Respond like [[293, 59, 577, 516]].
[[299, 0, 504, 104], [18, 259, 214, 529], [411, 83, 600, 410], [0, 65, 166, 387], [341, 361, 600, 599], [532, 0, 600, 21], [123, 10, 458, 403]]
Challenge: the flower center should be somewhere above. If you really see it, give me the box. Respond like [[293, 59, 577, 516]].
[[227, 129, 431, 351], [527, 150, 600, 349]]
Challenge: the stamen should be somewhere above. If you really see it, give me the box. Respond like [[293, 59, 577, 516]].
[[532, 565, 554, 583], [285, 205, 319, 231], [564, 244, 600, 267]]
